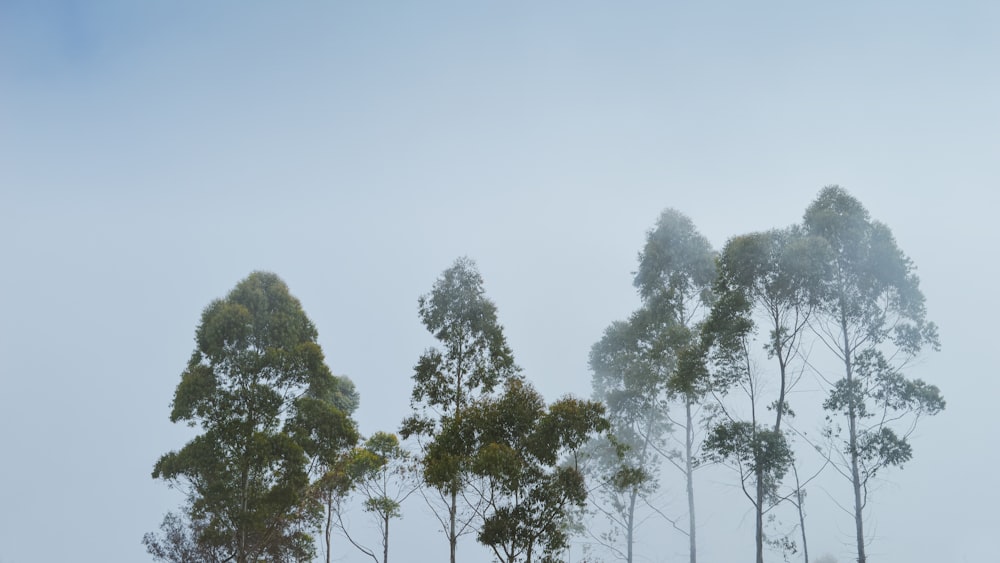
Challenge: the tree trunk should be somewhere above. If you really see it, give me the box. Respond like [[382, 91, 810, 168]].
[[383, 513, 390, 563], [449, 488, 458, 563], [793, 465, 808, 563], [626, 487, 637, 563], [325, 494, 333, 563], [755, 472, 765, 563], [686, 398, 697, 563], [841, 310, 866, 563]]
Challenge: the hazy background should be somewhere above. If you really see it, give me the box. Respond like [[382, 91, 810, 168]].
[[1, 2, 995, 562]]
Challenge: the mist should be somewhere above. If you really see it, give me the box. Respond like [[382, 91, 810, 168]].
[[1, 2, 995, 563]]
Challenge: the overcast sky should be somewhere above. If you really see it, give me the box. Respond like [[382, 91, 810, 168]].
[[1, 2, 997, 562]]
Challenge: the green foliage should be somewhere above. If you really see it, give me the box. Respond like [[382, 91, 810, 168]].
[[149, 272, 358, 563], [451, 379, 609, 563], [588, 208, 716, 563], [804, 186, 943, 563], [339, 432, 419, 563], [401, 257, 521, 562], [408, 257, 519, 415], [634, 208, 717, 311], [703, 421, 794, 497]]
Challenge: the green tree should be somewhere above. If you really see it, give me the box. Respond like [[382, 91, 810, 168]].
[[593, 208, 715, 563], [338, 432, 420, 563], [700, 227, 827, 563], [143, 511, 223, 563], [587, 307, 673, 563], [295, 376, 361, 563], [446, 378, 609, 563], [149, 272, 357, 563], [802, 186, 943, 563], [400, 257, 519, 563]]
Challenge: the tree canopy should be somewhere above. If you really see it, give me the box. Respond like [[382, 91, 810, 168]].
[[148, 271, 358, 563]]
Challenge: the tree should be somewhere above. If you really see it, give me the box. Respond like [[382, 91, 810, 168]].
[[400, 257, 520, 563], [339, 432, 420, 563], [149, 271, 357, 563], [143, 511, 224, 563], [448, 378, 609, 563], [700, 227, 828, 563], [802, 186, 943, 563], [295, 376, 361, 563], [621, 208, 716, 563], [587, 312, 671, 563]]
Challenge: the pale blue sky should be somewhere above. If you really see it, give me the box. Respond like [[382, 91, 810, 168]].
[[1, 2, 996, 562]]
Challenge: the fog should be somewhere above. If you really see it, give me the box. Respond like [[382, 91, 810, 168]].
[[1, 2, 996, 562]]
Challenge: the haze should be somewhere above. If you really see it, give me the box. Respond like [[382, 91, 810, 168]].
[[1, 2, 996, 562]]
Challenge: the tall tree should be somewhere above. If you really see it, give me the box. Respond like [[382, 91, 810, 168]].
[[448, 378, 609, 563], [633, 208, 716, 563], [149, 272, 357, 563], [294, 376, 361, 563], [400, 257, 519, 563], [587, 312, 668, 563], [802, 186, 943, 563], [701, 228, 827, 563]]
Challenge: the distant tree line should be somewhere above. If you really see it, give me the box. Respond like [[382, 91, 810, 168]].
[[145, 186, 942, 563]]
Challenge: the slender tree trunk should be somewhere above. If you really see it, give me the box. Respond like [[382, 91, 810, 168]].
[[755, 472, 765, 563], [626, 487, 637, 563], [685, 398, 697, 563], [383, 513, 390, 563], [793, 465, 808, 563], [449, 488, 458, 563], [840, 310, 866, 563], [325, 494, 333, 563]]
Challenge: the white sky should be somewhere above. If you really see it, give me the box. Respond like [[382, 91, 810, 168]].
[[1, 2, 997, 562]]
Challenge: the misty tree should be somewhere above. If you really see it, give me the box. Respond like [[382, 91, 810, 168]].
[[148, 272, 357, 563], [293, 376, 361, 563], [443, 378, 609, 563], [338, 432, 420, 563], [700, 227, 829, 563], [586, 310, 671, 563], [399, 257, 520, 563], [622, 208, 716, 563], [802, 186, 943, 563]]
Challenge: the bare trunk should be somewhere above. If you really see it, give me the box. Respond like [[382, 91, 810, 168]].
[[383, 513, 390, 563], [793, 466, 808, 563], [840, 309, 866, 563], [685, 398, 697, 563], [755, 472, 764, 563], [626, 487, 637, 563], [325, 495, 333, 563], [449, 488, 458, 563]]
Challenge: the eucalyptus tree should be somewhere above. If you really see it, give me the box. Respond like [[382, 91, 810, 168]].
[[400, 257, 520, 563], [295, 376, 361, 563], [803, 186, 943, 563], [149, 272, 358, 563], [339, 432, 420, 563], [633, 208, 716, 563], [587, 311, 671, 563], [701, 227, 828, 563], [444, 378, 609, 563]]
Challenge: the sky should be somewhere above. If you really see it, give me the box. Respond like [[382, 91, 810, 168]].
[[0, 1, 997, 562]]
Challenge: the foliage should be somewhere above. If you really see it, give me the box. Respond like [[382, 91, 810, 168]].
[[588, 208, 716, 563], [339, 432, 420, 563], [803, 186, 943, 563], [143, 511, 224, 563], [700, 226, 828, 563], [399, 257, 520, 563], [448, 379, 609, 563], [149, 272, 358, 563]]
